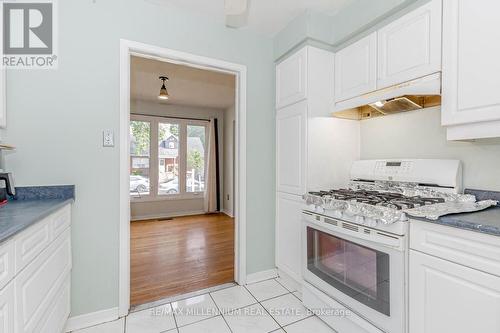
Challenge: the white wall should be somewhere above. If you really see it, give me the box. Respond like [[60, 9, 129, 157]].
[[308, 117, 361, 190], [360, 107, 500, 191], [130, 101, 226, 219], [223, 105, 235, 216]]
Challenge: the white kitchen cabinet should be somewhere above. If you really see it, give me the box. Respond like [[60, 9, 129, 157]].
[[0, 203, 72, 333], [14, 216, 51, 274], [276, 46, 335, 114], [15, 228, 71, 333], [410, 220, 500, 333], [410, 220, 500, 276], [35, 276, 71, 333], [442, 0, 500, 140], [276, 192, 303, 281], [0, 281, 14, 333], [377, 0, 441, 89], [276, 48, 308, 109], [334, 32, 377, 102], [0, 240, 14, 291], [409, 249, 500, 333], [275, 46, 360, 284], [276, 100, 307, 195]]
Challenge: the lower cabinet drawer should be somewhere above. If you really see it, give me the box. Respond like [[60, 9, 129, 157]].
[[0, 280, 14, 333], [410, 220, 500, 276], [51, 205, 71, 241], [14, 228, 71, 333], [0, 240, 14, 291], [14, 218, 51, 274], [35, 275, 71, 333], [14, 203, 72, 275]]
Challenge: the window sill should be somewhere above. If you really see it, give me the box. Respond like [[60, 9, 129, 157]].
[[130, 193, 205, 203]]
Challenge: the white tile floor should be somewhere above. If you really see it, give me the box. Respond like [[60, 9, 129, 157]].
[[72, 278, 337, 333]]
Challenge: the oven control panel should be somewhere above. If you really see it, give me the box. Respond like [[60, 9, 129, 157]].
[[374, 161, 413, 175], [350, 159, 462, 191]]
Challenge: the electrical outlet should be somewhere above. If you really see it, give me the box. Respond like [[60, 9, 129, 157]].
[[103, 130, 114, 147]]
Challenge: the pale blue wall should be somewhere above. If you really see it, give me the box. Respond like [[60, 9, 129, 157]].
[[4, 0, 275, 316], [273, 11, 310, 61], [273, 10, 336, 61]]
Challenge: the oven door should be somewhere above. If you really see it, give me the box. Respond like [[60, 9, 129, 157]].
[[302, 213, 405, 333]]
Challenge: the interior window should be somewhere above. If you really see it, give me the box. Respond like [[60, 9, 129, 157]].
[[186, 125, 206, 193], [129, 116, 208, 199], [129, 120, 151, 196], [158, 122, 180, 195]]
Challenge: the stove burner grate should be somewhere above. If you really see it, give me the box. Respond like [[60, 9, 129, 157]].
[[308, 189, 445, 210]]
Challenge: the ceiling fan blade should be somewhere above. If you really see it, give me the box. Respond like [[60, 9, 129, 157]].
[[225, 0, 249, 28]]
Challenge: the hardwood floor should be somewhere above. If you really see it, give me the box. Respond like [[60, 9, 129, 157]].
[[130, 213, 235, 306]]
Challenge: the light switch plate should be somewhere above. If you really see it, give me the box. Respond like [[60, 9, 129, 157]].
[[103, 129, 114, 147]]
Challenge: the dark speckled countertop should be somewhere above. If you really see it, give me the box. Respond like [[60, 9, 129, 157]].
[[0, 186, 74, 243], [412, 189, 500, 237]]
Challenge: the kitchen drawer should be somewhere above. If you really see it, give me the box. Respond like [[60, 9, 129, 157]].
[[15, 228, 71, 333], [14, 217, 51, 274], [35, 274, 70, 333], [0, 280, 14, 333], [51, 204, 71, 240], [410, 220, 500, 276], [0, 240, 14, 291]]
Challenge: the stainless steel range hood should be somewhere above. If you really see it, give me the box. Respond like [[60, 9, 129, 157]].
[[332, 73, 441, 120]]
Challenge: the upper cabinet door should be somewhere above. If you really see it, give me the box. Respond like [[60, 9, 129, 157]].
[[334, 32, 377, 102], [276, 100, 307, 195], [377, 0, 442, 89], [442, 0, 500, 126], [276, 48, 308, 109]]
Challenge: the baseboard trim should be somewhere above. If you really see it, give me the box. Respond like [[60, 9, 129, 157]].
[[130, 210, 206, 221], [221, 209, 234, 218], [65, 307, 120, 332], [277, 267, 301, 284], [246, 268, 278, 284]]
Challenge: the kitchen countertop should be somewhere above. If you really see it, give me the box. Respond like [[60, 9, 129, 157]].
[[413, 206, 500, 237], [412, 189, 500, 237], [0, 185, 74, 244]]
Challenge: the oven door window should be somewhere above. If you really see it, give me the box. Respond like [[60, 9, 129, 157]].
[[307, 227, 390, 316]]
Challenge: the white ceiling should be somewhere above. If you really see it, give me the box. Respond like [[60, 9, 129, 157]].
[[145, 0, 354, 36], [131, 56, 236, 109]]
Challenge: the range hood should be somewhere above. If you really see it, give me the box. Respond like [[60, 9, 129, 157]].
[[332, 73, 441, 120]]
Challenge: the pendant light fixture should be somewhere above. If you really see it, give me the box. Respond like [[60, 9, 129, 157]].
[[158, 76, 169, 100]]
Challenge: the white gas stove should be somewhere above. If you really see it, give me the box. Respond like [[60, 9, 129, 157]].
[[301, 159, 463, 333], [303, 159, 464, 236]]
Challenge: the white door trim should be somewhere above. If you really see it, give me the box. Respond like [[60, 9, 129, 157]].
[[119, 39, 247, 316]]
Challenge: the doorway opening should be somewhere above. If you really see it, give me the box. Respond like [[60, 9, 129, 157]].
[[119, 40, 247, 314]]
